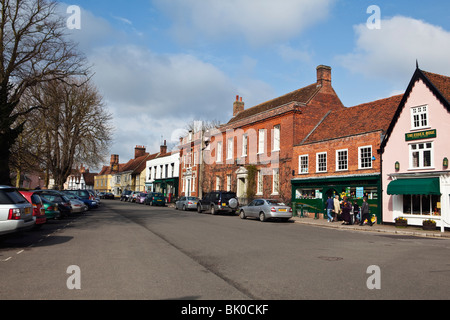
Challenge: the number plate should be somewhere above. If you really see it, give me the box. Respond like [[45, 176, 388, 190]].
[[278, 209, 287, 212], [25, 207, 31, 214]]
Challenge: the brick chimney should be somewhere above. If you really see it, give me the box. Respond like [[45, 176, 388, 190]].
[[135, 145, 146, 158], [110, 154, 119, 172], [160, 140, 167, 154], [316, 65, 332, 87], [233, 95, 244, 117]]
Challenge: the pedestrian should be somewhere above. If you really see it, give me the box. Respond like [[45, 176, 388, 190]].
[[341, 196, 352, 225], [333, 195, 341, 221], [353, 200, 360, 224], [360, 197, 373, 226], [326, 196, 334, 222]]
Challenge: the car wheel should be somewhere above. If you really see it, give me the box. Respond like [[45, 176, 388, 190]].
[[211, 205, 216, 215], [197, 205, 202, 213], [259, 212, 266, 222], [239, 210, 246, 219], [182, 205, 186, 211]]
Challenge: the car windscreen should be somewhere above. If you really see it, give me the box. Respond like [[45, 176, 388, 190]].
[[154, 193, 163, 197], [266, 200, 285, 206], [0, 189, 28, 204]]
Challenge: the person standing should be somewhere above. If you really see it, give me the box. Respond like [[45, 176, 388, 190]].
[[326, 196, 334, 222], [333, 195, 341, 221], [341, 196, 352, 225], [360, 197, 373, 226]]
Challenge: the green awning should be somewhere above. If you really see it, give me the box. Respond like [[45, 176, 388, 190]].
[[387, 178, 440, 195]]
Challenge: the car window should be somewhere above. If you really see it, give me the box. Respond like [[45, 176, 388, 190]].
[[0, 189, 28, 204], [187, 197, 196, 200], [221, 192, 236, 201], [266, 200, 285, 206], [255, 200, 264, 206], [31, 194, 42, 205]]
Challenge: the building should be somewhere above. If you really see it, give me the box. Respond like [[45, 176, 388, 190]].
[[381, 67, 450, 230], [200, 65, 345, 203], [291, 95, 402, 222], [65, 165, 98, 190], [146, 141, 180, 201], [95, 154, 121, 193]]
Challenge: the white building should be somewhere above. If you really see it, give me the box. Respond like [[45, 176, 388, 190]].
[[146, 150, 180, 201]]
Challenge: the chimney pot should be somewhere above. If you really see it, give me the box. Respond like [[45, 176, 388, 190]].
[[316, 65, 332, 87], [233, 95, 245, 117]]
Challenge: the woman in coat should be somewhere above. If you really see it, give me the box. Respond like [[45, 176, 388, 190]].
[[341, 196, 352, 225]]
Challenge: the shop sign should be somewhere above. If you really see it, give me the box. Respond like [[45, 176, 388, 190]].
[[405, 129, 436, 141]]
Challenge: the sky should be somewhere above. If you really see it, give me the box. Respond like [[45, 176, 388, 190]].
[[59, 0, 450, 169]]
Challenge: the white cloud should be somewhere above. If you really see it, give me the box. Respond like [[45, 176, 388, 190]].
[[154, 0, 334, 46], [337, 16, 450, 83]]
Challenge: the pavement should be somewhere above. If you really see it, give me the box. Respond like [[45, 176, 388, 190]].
[[291, 215, 450, 239]]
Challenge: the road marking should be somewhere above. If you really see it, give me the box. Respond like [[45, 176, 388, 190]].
[[17, 250, 24, 255]]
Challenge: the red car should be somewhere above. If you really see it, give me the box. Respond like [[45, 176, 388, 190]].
[[19, 191, 47, 227]]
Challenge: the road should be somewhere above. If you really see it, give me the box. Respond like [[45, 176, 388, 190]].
[[1, 199, 450, 301]]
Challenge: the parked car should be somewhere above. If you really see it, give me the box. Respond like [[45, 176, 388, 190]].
[[0, 186, 35, 236], [120, 190, 132, 201], [35, 190, 72, 218], [136, 192, 147, 204], [40, 197, 61, 219], [175, 196, 199, 211], [129, 191, 141, 203], [19, 190, 47, 227], [197, 191, 239, 215], [62, 193, 88, 213], [239, 199, 292, 222], [103, 192, 115, 199], [144, 192, 165, 206], [87, 190, 101, 204], [64, 190, 98, 209]]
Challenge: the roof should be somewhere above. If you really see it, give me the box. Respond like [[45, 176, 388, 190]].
[[301, 94, 403, 145], [227, 83, 320, 124], [381, 67, 450, 151]]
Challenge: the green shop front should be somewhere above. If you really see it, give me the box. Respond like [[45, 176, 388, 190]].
[[291, 174, 381, 224]]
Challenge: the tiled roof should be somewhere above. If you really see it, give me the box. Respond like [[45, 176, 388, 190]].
[[227, 83, 320, 124], [421, 70, 450, 106], [302, 94, 403, 144]]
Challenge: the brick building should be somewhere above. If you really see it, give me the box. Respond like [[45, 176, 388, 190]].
[[199, 65, 345, 203], [291, 94, 402, 222]]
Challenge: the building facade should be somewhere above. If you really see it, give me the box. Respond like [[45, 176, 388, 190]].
[[381, 67, 450, 230]]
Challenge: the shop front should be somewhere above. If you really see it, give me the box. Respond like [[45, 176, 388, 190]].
[[291, 174, 381, 223]]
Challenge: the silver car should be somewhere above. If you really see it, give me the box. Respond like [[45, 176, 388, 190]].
[[175, 196, 199, 211], [239, 199, 293, 222], [0, 186, 35, 236], [63, 193, 88, 213]]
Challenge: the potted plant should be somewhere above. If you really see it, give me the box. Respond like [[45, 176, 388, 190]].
[[422, 219, 437, 231], [395, 217, 408, 228]]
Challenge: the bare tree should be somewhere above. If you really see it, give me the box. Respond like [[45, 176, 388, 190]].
[[0, 0, 88, 185], [25, 77, 113, 190]]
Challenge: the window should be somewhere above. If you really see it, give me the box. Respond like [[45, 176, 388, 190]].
[[410, 142, 433, 169], [411, 105, 429, 129], [215, 176, 221, 190], [336, 149, 348, 171], [359, 146, 372, 169], [299, 155, 309, 174], [316, 152, 327, 173], [227, 175, 231, 192], [258, 129, 265, 154], [216, 141, 222, 162], [257, 170, 263, 194], [227, 138, 233, 160], [403, 194, 440, 215], [272, 168, 279, 194], [272, 125, 280, 151], [242, 134, 248, 157]]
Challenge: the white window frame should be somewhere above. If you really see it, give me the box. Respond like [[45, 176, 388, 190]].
[[358, 146, 373, 169], [272, 168, 279, 195], [226, 174, 231, 192], [410, 105, 429, 130], [257, 170, 263, 195], [216, 141, 222, 163], [409, 141, 434, 169], [272, 125, 280, 152], [258, 129, 265, 154], [336, 149, 348, 171], [227, 137, 233, 160], [316, 152, 327, 173], [298, 155, 309, 174], [242, 134, 248, 157], [215, 176, 221, 190]]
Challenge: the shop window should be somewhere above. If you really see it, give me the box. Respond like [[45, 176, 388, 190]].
[[410, 142, 433, 169], [295, 188, 323, 199], [403, 194, 441, 215]]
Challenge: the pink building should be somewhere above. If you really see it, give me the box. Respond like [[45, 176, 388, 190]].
[[381, 67, 450, 231]]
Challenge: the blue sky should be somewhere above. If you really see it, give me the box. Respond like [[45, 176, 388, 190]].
[[60, 0, 450, 167]]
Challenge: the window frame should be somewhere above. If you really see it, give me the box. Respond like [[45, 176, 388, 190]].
[[358, 146, 373, 169], [409, 141, 434, 169], [298, 155, 309, 174], [316, 152, 327, 173], [410, 105, 430, 130], [336, 149, 348, 171]]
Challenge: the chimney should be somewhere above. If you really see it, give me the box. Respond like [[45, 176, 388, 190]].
[[316, 65, 332, 87], [110, 154, 119, 172], [233, 95, 245, 117], [160, 140, 167, 154], [135, 145, 146, 158]]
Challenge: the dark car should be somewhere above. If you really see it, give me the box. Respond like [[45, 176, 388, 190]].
[[197, 191, 239, 215], [120, 190, 132, 202], [63, 190, 98, 209], [144, 192, 165, 206], [35, 190, 72, 218], [103, 192, 115, 199]]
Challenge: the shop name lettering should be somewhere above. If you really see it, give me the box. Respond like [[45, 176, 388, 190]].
[[405, 129, 437, 141]]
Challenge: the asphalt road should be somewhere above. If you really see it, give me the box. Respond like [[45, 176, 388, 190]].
[[1, 199, 450, 301]]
